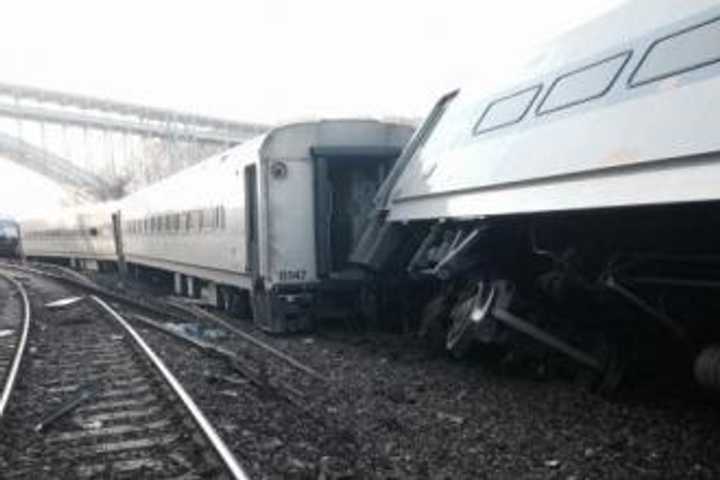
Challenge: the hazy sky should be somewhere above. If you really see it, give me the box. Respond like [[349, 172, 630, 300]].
[[0, 0, 625, 216]]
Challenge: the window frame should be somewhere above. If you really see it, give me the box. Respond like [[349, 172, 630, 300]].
[[473, 84, 543, 136], [537, 50, 633, 115], [629, 15, 720, 88]]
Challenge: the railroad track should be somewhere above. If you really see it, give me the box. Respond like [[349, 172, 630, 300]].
[[0, 267, 249, 479], [0, 270, 30, 418]]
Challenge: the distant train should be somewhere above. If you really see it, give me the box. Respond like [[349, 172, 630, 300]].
[[351, 0, 720, 389], [0, 218, 20, 257], [20, 119, 414, 333]]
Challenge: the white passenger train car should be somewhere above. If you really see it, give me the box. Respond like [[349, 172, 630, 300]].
[[354, 0, 720, 389], [384, 0, 720, 220], [22, 119, 414, 333], [21, 202, 118, 267]]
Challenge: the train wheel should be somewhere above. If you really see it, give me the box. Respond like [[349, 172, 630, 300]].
[[446, 281, 496, 359]]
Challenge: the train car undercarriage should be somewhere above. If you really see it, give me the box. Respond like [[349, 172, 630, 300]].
[[370, 202, 720, 391]]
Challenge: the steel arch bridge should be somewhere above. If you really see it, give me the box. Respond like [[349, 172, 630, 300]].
[[0, 82, 270, 201]]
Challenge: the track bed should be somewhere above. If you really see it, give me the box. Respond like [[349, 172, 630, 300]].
[[4, 262, 720, 478], [88, 268, 720, 479], [0, 270, 243, 479]]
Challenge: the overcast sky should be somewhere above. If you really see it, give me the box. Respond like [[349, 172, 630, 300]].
[[0, 0, 625, 216]]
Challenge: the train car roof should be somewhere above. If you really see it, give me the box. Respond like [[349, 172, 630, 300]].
[[461, 0, 720, 100]]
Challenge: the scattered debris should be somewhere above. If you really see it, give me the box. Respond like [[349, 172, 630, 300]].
[[163, 322, 203, 338], [436, 411, 465, 425], [44, 296, 85, 309], [544, 459, 561, 468], [168, 300, 327, 382], [160, 322, 227, 341], [34, 386, 96, 433], [202, 328, 227, 340], [76, 419, 103, 430]]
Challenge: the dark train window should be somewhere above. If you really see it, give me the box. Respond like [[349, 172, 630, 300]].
[[538, 51, 632, 114], [473, 85, 542, 135], [630, 15, 720, 87]]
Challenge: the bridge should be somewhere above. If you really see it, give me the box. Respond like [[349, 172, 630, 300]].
[[0, 82, 270, 201]]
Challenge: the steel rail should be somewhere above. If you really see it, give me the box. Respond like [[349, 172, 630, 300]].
[[4, 261, 326, 382], [0, 270, 31, 417], [91, 295, 250, 480]]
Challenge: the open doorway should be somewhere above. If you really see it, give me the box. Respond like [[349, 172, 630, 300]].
[[311, 146, 403, 278], [244, 164, 259, 278]]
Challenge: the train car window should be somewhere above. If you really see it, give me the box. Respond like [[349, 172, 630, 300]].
[[473, 85, 542, 135], [630, 16, 720, 87], [538, 51, 632, 114]]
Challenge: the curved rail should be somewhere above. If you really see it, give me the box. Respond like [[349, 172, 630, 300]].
[[0, 270, 31, 417], [91, 295, 250, 480]]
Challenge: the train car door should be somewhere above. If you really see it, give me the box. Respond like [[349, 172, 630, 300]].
[[244, 165, 260, 278]]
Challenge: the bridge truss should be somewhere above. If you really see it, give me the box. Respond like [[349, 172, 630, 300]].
[[0, 82, 270, 201]]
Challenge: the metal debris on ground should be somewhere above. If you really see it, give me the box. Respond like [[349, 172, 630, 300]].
[[34, 385, 96, 433], [44, 296, 85, 309], [0, 329, 14, 338], [172, 300, 327, 382], [436, 412, 465, 425], [163, 322, 203, 337], [76, 419, 103, 430]]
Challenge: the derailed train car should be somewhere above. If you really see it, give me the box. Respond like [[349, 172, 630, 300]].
[[21, 119, 414, 333], [352, 0, 720, 389]]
